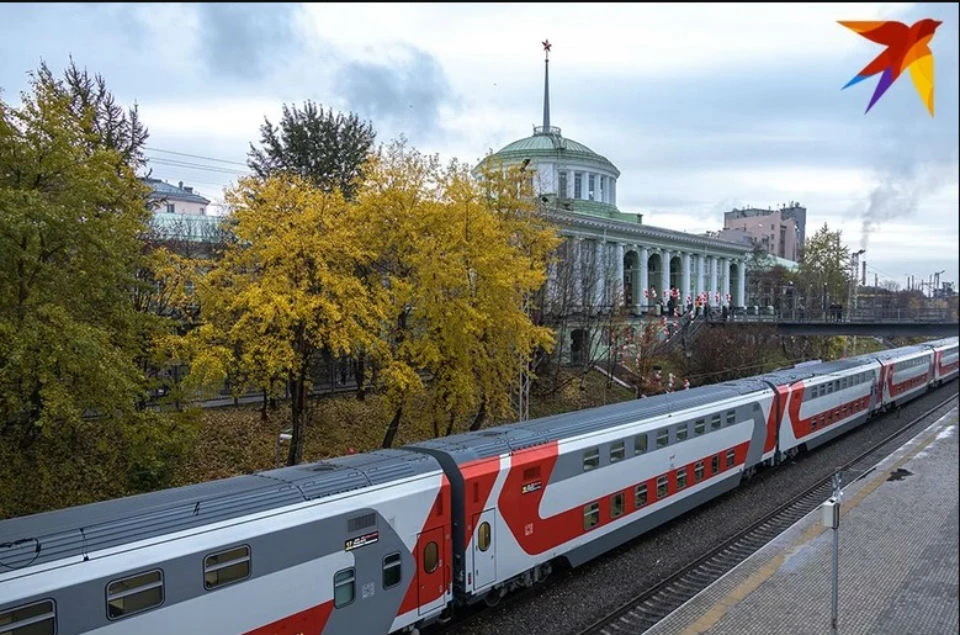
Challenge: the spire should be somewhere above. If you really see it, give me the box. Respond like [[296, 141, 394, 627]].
[[541, 39, 551, 131]]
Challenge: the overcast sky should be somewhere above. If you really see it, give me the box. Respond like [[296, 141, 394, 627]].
[[2, 2, 957, 291]]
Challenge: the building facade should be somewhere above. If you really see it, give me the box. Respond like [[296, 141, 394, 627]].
[[475, 43, 750, 362], [476, 46, 750, 314], [723, 203, 806, 262], [142, 178, 223, 245]]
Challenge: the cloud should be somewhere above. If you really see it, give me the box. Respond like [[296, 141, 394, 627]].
[[194, 3, 304, 80], [335, 45, 456, 139]]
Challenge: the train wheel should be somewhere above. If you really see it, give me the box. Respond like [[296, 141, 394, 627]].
[[484, 587, 505, 607]]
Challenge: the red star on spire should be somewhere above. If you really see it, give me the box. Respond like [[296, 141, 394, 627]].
[[542, 39, 551, 54]]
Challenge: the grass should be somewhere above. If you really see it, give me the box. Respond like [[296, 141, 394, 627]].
[[171, 368, 637, 486]]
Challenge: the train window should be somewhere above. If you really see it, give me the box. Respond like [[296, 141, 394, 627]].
[[656, 475, 668, 499], [711, 455, 719, 474], [710, 414, 721, 431], [583, 502, 600, 530], [611, 493, 625, 518], [423, 542, 439, 574], [334, 568, 355, 608], [726, 411, 736, 426], [676, 423, 688, 441], [106, 569, 163, 619], [635, 484, 648, 507], [677, 468, 687, 490], [0, 600, 55, 635], [583, 448, 600, 471], [725, 449, 736, 468], [695, 461, 705, 482], [694, 419, 705, 435], [204, 545, 251, 590], [383, 553, 402, 588], [656, 429, 669, 448], [635, 434, 648, 454], [610, 441, 625, 463], [477, 522, 492, 553]]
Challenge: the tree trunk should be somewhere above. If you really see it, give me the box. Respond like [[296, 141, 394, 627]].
[[381, 405, 403, 449], [261, 390, 268, 422], [286, 367, 307, 465], [444, 411, 457, 436], [355, 355, 366, 401], [468, 399, 487, 431]]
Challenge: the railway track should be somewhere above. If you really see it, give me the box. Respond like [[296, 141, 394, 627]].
[[574, 390, 958, 635]]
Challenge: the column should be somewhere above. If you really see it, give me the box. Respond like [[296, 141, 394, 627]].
[[573, 237, 583, 308], [710, 256, 719, 305], [661, 250, 671, 299], [681, 252, 691, 310], [737, 260, 746, 307], [639, 246, 649, 311], [593, 239, 604, 310], [615, 242, 625, 307], [697, 254, 705, 300], [722, 258, 731, 306]]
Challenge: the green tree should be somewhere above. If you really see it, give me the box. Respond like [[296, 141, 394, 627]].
[[61, 58, 149, 169], [0, 63, 153, 442], [247, 100, 375, 200], [185, 175, 385, 465], [796, 223, 852, 316]]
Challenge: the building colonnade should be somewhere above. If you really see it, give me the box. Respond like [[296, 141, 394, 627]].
[[547, 235, 747, 314]]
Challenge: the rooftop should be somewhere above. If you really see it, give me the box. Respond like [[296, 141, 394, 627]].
[[141, 177, 211, 205]]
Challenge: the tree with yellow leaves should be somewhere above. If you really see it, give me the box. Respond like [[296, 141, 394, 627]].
[[186, 175, 385, 465], [356, 141, 560, 447]]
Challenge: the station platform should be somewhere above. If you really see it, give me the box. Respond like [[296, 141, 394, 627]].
[[648, 406, 959, 635]]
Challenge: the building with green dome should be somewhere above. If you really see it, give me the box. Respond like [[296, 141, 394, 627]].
[[475, 43, 750, 364]]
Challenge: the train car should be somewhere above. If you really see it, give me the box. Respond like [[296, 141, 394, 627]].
[[925, 336, 959, 385], [0, 450, 451, 635], [873, 344, 936, 409], [406, 381, 782, 608], [755, 358, 881, 458]]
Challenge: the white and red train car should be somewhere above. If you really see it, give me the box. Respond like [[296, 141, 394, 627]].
[[0, 451, 452, 635], [1, 337, 954, 635], [927, 336, 959, 385]]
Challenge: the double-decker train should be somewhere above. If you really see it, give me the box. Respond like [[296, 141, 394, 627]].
[[1, 337, 956, 635]]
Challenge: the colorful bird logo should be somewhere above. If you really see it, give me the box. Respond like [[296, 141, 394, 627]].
[[839, 19, 942, 116]]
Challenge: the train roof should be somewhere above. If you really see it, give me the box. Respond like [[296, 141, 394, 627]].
[[922, 336, 959, 349], [750, 357, 875, 386], [407, 381, 773, 464], [0, 449, 437, 571]]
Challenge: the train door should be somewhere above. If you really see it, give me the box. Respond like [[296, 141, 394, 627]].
[[417, 527, 445, 616], [472, 508, 497, 590]]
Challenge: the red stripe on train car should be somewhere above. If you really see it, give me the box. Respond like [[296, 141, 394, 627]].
[[787, 383, 872, 439], [766, 385, 790, 453], [498, 439, 751, 555], [397, 474, 451, 616], [460, 456, 502, 550], [244, 600, 334, 635]]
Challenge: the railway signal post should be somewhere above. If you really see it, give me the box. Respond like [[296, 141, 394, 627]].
[[822, 471, 843, 635]]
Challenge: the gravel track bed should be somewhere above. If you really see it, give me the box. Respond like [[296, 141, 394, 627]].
[[431, 382, 959, 635]]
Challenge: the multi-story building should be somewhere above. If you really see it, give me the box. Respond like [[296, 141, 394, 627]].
[[475, 43, 750, 362], [722, 203, 806, 262], [141, 178, 223, 247]]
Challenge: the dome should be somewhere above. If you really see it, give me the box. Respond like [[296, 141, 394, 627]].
[[482, 126, 620, 177]]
